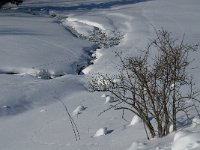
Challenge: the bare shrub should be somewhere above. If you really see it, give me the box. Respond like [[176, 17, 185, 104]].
[[89, 29, 199, 139]]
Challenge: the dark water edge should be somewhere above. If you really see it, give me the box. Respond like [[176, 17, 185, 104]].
[[1, 0, 149, 15]]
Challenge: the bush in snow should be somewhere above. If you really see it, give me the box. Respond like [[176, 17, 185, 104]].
[[89, 29, 199, 139], [63, 23, 123, 49], [87, 28, 123, 48], [36, 69, 52, 80]]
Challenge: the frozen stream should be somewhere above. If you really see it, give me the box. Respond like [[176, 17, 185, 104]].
[[0, 0, 124, 116], [1, 0, 200, 150], [0, 9, 96, 115]]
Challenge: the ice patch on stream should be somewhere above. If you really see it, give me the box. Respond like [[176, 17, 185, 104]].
[[0, 67, 65, 80]]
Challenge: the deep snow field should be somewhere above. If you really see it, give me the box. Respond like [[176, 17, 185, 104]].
[[0, 0, 200, 149]]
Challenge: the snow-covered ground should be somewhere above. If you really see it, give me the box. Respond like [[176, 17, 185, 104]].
[[0, 0, 200, 149]]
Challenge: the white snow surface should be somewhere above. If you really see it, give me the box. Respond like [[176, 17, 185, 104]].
[[192, 117, 200, 127], [172, 131, 200, 150], [127, 141, 147, 150], [0, 0, 200, 150]]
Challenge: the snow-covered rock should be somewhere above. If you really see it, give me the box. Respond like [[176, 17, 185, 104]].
[[72, 105, 86, 116], [101, 94, 107, 98], [129, 115, 141, 126], [49, 10, 57, 17], [105, 96, 116, 104], [94, 127, 108, 137]]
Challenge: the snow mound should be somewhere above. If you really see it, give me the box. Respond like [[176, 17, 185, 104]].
[[101, 94, 107, 98], [94, 127, 108, 137], [72, 105, 86, 116], [169, 124, 174, 133], [127, 141, 146, 150], [105, 96, 116, 104], [62, 17, 105, 38], [172, 130, 200, 150], [173, 130, 191, 142], [192, 117, 200, 127], [67, 17, 105, 31], [82, 65, 94, 74], [129, 115, 141, 126], [40, 109, 47, 113]]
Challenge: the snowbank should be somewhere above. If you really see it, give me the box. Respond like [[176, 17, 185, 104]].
[[172, 131, 200, 150], [127, 141, 146, 150], [94, 127, 108, 137]]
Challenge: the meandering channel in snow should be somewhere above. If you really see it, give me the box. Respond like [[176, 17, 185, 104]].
[[0, 0, 200, 150]]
